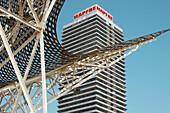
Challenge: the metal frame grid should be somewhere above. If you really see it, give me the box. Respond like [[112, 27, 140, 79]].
[[0, 0, 169, 112]]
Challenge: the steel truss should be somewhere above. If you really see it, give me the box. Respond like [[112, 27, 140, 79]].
[[0, 0, 169, 113]]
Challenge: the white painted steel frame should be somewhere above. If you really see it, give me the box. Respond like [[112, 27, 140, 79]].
[[0, 7, 41, 32], [0, 24, 36, 113], [0, 0, 169, 113], [0, 30, 165, 113], [40, 30, 47, 113], [12, 38, 40, 113], [0, 37, 151, 112], [0, 0, 57, 112]]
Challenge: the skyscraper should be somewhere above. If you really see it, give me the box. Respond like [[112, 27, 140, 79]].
[[58, 5, 126, 113]]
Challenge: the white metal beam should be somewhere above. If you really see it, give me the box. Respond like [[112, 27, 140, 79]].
[[39, 30, 47, 113], [33, 45, 141, 111], [0, 7, 41, 32], [8, 89, 26, 113], [26, 0, 40, 24], [12, 38, 39, 113], [0, 23, 36, 113], [0, 31, 37, 69], [41, 0, 57, 28]]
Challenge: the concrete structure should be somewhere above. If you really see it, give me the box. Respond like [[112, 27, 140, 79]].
[[58, 4, 127, 113]]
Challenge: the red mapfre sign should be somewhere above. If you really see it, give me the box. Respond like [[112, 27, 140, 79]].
[[74, 6, 113, 20]]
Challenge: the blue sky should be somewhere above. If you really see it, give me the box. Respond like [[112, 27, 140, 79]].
[[46, 0, 170, 113]]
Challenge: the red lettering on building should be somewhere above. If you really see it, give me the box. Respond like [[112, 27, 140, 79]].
[[74, 14, 78, 19], [86, 10, 88, 13], [93, 6, 96, 10], [101, 9, 104, 14], [97, 6, 100, 11], [82, 11, 86, 15], [89, 8, 93, 12], [74, 5, 112, 21], [108, 14, 113, 20]]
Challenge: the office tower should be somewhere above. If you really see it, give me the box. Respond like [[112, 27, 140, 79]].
[[58, 4, 126, 113]]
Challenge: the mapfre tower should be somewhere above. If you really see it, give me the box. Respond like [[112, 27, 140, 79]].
[[58, 5, 127, 113]]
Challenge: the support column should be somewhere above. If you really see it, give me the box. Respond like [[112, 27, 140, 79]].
[[39, 30, 47, 113]]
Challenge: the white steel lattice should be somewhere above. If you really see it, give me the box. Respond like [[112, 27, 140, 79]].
[[0, 0, 169, 113]]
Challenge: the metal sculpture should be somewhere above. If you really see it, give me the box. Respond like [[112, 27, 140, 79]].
[[0, 0, 169, 113]]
